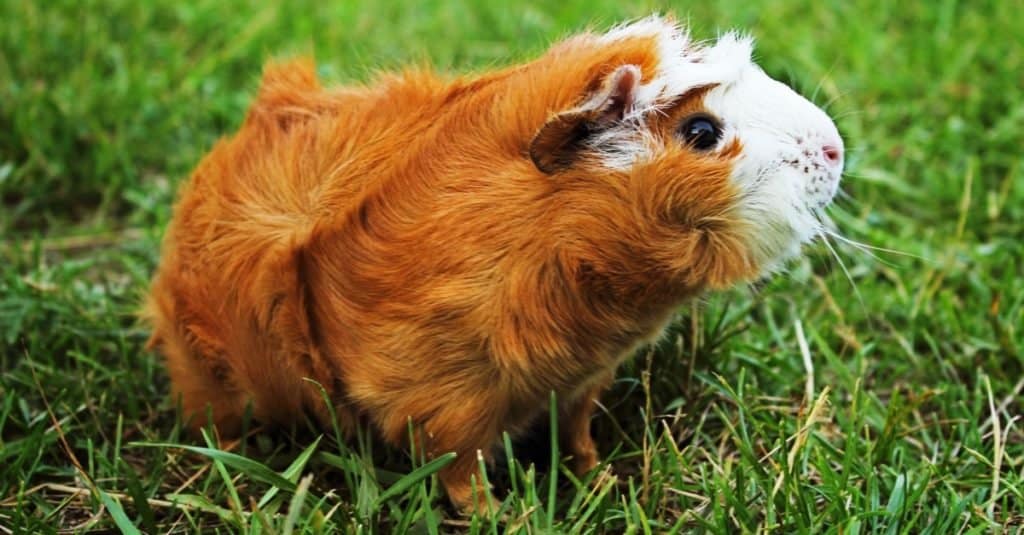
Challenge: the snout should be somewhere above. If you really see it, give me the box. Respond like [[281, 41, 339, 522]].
[[822, 142, 843, 168], [800, 135, 844, 208]]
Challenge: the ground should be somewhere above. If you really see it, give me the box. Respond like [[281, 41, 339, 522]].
[[1, 0, 1022, 533]]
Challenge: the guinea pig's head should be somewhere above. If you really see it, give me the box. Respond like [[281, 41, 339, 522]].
[[528, 17, 844, 289]]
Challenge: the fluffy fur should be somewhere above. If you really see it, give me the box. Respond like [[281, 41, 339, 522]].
[[144, 16, 844, 513]]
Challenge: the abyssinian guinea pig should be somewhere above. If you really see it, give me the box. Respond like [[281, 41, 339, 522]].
[[144, 16, 844, 513]]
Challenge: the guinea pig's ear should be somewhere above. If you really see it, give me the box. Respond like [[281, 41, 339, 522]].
[[529, 64, 641, 174]]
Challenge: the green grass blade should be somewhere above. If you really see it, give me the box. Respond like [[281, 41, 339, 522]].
[[97, 488, 142, 535], [258, 435, 323, 508], [282, 474, 313, 535], [121, 464, 157, 534], [131, 442, 296, 492], [166, 493, 240, 524], [374, 452, 457, 507], [547, 390, 558, 528]]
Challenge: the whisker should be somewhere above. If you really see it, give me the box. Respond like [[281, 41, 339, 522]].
[[812, 61, 844, 113], [821, 229, 926, 262], [819, 89, 845, 114], [813, 208, 927, 273], [811, 85, 829, 110], [835, 189, 855, 202], [818, 228, 868, 314], [833, 170, 873, 181], [821, 231, 901, 268], [829, 109, 865, 121]]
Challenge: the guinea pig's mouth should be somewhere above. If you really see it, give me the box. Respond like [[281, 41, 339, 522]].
[[737, 164, 844, 276]]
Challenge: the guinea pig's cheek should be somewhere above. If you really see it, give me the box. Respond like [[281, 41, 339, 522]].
[[728, 162, 807, 263]]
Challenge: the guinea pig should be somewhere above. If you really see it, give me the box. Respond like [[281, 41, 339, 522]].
[[143, 15, 844, 514]]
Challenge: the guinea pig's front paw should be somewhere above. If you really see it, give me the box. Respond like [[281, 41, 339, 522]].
[[570, 448, 600, 477], [453, 489, 503, 519], [438, 453, 502, 518], [445, 474, 503, 519]]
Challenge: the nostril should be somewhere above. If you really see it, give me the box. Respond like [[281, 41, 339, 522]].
[[822, 144, 843, 166]]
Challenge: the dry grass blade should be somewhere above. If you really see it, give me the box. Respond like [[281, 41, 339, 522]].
[[771, 387, 832, 500]]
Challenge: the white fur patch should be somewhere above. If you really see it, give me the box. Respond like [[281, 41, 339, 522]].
[[702, 67, 843, 270], [598, 17, 751, 118], [589, 17, 754, 170], [595, 16, 845, 274]]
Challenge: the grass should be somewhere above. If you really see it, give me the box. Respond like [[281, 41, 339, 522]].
[[1, 0, 1022, 532]]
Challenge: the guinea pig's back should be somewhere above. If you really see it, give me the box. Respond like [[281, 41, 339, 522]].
[[143, 60, 413, 432]]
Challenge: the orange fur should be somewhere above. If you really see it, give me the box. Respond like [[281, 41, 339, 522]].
[[144, 28, 759, 512]]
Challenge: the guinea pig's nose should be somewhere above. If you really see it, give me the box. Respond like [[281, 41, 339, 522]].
[[822, 143, 843, 167]]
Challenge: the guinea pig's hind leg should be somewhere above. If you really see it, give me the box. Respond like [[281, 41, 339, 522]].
[[407, 403, 504, 517], [558, 379, 611, 477]]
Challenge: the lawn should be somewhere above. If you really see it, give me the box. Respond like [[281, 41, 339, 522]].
[[1, 0, 1022, 532]]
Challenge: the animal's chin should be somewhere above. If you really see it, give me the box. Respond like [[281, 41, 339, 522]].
[[753, 241, 805, 279], [747, 204, 830, 279]]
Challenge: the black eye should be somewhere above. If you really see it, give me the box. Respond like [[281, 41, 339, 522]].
[[680, 115, 722, 151]]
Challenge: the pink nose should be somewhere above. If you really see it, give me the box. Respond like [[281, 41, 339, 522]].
[[822, 144, 843, 166]]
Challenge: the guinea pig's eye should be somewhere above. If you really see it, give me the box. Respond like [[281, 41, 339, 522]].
[[679, 115, 722, 151]]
